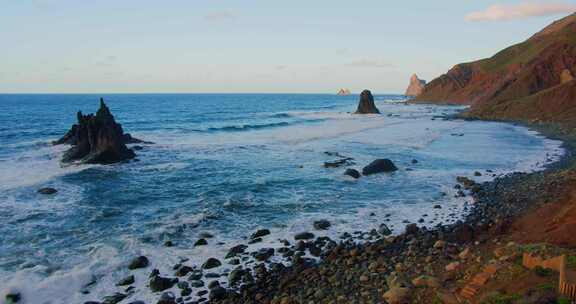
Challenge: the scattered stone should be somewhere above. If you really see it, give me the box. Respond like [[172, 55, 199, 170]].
[[226, 244, 248, 258], [175, 265, 193, 277], [378, 223, 392, 236], [445, 261, 461, 272], [149, 275, 177, 292], [412, 275, 440, 288], [116, 275, 135, 286], [156, 292, 176, 304], [163, 240, 174, 247], [202, 258, 222, 269], [405, 223, 419, 235], [362, 159, 398, 175], [250, 229, 270, 239], [128, 256, 149, 270], [102, 293, 127, 304], [294, 232, 315, 240], [209, 286, 228, 301]]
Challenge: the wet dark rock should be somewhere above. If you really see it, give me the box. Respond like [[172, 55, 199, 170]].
[[189, 280, 204, 288], [102, 293, 127, 304], [226, 244, 248, 258], [157, 292, 176, 304], [208, 280, 220, 289], [204, 272, 220, 278], [405, 223, 419, 235], [128, 256, 149, 270], [149, 269, 160, 278], [354, 90, 380, 114], [248, 237, 262, 244], [163, 240, 174, 247], [194, 238, 208, 246], [411, 159, 418, 164], [175, 265, 193, 277], [54, 99, 140, 164], [378, 223, 392, 236], [362, 159, 398, 175], [324, 158, 354, 168], [149, 275, 178, 292], [37, 187, 57, 195], [202, 258, 222, 269], [253, 248, 274, 261], [187, 270, 203, 280], [433, 205, 442, 209], [116, 275, 135, 286], [5, 293, 21, 303], [294, 232, 315, 240], [250, 229, 270, 239], [344, 168, 361, 178], [228, 268, 246, 286], [209, 286, 228, 301], [313, 219, 331, 230], [199, 232, 214, 239]]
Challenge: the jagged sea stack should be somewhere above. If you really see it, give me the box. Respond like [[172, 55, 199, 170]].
[[54, 98, 141, 164], [405, 74, 426, 97], [354, 90, 380, 114]]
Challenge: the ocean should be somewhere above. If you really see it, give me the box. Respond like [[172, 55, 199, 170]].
[[0, 93, 565, 303]]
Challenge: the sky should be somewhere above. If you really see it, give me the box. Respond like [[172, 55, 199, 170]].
[[1, 0, 575, 94]]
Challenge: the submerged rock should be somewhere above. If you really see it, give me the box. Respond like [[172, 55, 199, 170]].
[[344, 168, 361, 179], [54, 98, 146, 164], [313, 219, 331, 230], [37, 187, 57, 195], [362, 159, 398, 175], [202, 258, 222, 269], [354, 90, 380, 114]]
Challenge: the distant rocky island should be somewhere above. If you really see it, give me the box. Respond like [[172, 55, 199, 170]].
[[54, 98, 149, 164], [412, 12, 576, 128], [404, 74, 426, 97], [336, 88, 351, 95]]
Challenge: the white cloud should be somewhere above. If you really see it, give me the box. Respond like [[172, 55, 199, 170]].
[[345, 59, 393, 68], [465, 2, 576, 22], [204, 11, 236, 21]]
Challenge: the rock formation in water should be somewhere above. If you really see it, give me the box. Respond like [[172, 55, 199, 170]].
[[337, 88, 351, 95], [404, 74, 426, 96], [54, 98, 145, 164], [354, 90, 380, 114], [411, 13, 576, 127]]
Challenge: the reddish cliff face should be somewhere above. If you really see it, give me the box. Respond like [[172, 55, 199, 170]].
[[412, 13, 576, 126]]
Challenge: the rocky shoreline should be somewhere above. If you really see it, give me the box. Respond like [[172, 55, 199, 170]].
[[64, 121, 575, 304]]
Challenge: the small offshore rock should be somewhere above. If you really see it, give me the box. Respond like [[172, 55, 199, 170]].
[[37, 187, 57, 195], [313, 219, 331, 230], [128, 256, 149, 270], [378, 223, 392, 236], [362, 159, 398, 175], [194, 238, 208, 246], [250, 229, 270, 239], [344, 168, 361, 178]]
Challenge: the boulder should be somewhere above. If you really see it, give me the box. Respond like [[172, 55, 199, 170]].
[[354, 90, 380, 114], [250, 229, 270, 239], [362, 159, 398, 175], [344, 168, 361, 179], [128, 256, 149, 270], [383, 287, 411, 304], [53, 98, 145, 164], [294, 232, 315, 240], [116, 275, 135, 286], [405, 74, 426, 97], [149, 275, 177, 292], [202, 258, 222, 269]]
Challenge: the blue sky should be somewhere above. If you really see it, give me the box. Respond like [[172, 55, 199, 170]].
[[1, 0, 575, 93]]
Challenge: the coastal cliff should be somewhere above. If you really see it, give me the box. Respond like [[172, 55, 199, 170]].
[[413, 13, 576, 127]]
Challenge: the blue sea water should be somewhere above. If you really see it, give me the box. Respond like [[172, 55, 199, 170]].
[[0, 93, 565, 303]]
